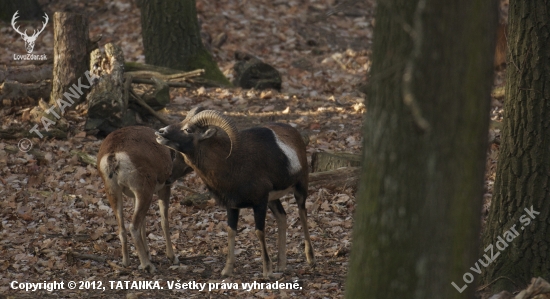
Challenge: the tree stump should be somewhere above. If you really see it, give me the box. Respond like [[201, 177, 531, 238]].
[[49, 12, 89, 109], [311, 151, 361, 172], [136, 77, 170, 111], [232, 52, 282, 91], [85, 43, 131, 134]]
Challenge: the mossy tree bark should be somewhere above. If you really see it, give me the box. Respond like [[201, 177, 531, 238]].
[[481, 0, 550, 293], [139, 0, 230, 86], [345, 0, 498, 298]]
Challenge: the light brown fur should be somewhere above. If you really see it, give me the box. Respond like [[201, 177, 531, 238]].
[[97, 126, 190, 273]]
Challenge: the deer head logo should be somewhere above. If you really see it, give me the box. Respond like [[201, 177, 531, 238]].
[[11, 11, 49, 54]]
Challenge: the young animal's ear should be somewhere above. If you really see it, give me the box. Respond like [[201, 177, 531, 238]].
[[199, 128, 217, 140]]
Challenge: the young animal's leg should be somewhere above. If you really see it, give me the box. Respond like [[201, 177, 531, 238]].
[[253, 202, 273, 278], [129, 192, 156, 273], [268, 199, 287, 272], [107, 187, 128, 266], [222, 208, 239, 276], [140, 220, 150, 260], [157, 186, 179, 264], [295, 182, 315, 266]]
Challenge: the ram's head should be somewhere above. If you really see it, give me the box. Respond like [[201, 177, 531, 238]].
[[156, 107, 238, 157]]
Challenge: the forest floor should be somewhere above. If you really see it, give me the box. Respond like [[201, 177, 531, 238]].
[[0, 0, 503, 298]]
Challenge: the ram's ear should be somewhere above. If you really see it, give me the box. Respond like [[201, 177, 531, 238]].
[[199, 128, 217, 140]]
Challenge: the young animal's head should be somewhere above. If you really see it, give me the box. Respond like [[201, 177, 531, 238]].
[[156, 107, 239, 157]]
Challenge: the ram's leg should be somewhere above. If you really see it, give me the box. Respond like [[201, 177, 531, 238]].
[[222, 208, 239, 276], [295, 182, 315, 266], [254, 203, 273, 278], [268, 199, 287, 272], [158, 186, 179, 264]]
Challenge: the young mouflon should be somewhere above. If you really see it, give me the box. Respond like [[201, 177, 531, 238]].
[[97, 126, 191, 273]]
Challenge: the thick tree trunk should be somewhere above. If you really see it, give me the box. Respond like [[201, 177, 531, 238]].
[[49, 12, 88, 108], [139, 0, 230, 85], [0, 0, 43, 22], [482, 0, 550, 292], [345, 0, 498, 298]]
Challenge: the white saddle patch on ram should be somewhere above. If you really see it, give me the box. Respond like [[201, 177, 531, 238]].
[[271, 130, 302, 175]]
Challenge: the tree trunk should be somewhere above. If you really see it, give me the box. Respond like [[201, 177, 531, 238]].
[[139, 0, 230, 85], [345, 0, 498, 298], [49, 12, 89, 109], [482, 0, 550, 292], [0, 0, 43, 22]]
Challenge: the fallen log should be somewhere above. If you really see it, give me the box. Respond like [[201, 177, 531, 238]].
[[309, 166, 359, 190], [70, 150, 97, 167], [311, 151, 360, 172], [124, 62, 182, 74], [0, 127, 67, 140], [0, 81, 51, 106], [0, 65, 53, 83]]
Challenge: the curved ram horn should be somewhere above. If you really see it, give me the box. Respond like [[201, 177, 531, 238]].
[[184, 106, 205, 121], [188, 110, 239, 158]]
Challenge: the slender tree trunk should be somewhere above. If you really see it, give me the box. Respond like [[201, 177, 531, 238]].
[[482, 0, 550, 292], [49, 12, 89, 108], [345, 0, 498, 298], [139, 0, 230, 85]]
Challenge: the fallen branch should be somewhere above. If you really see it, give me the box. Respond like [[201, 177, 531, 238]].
[[129, 89, 171, 125], [132, 77, 192, 88], [126, 68, 204, 81]]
